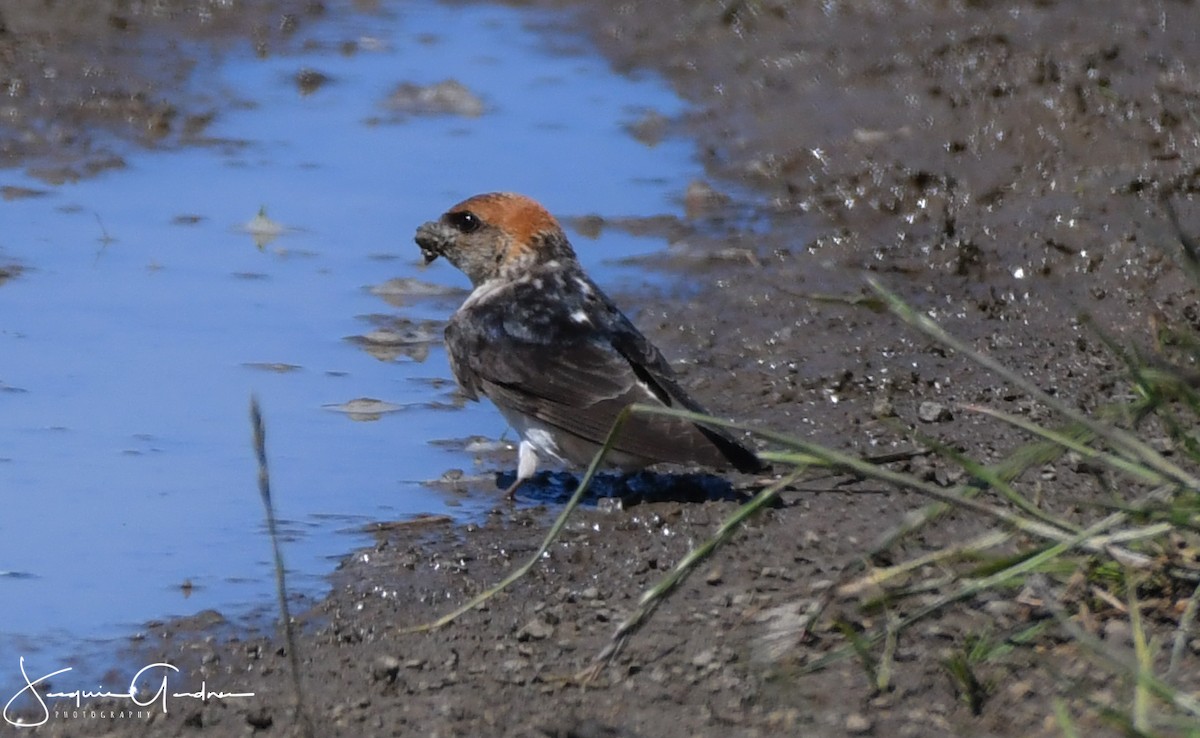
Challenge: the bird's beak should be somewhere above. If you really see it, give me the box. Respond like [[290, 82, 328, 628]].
[[414, 221, 450, 265]]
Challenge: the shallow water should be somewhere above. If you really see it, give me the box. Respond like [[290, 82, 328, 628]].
[[0, 0, 701, 693]]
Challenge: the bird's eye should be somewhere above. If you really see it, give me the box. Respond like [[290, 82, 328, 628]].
[[446, 210, 481, 234]]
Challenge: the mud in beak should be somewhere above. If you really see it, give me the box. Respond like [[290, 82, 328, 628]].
[[414, 221, 446, 265]]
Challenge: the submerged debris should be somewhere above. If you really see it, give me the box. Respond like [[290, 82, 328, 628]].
[[346, 316, 444, 362], [240, 206, 288, 249], [380, 79, 485, 118], [242, 362, 303, 373], [369, 277, 468, 307], [324, 397, 405, 421], [295, 67, 332, 95]]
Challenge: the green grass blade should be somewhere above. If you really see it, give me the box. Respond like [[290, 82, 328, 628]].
[[869, 278, 1200, 492]]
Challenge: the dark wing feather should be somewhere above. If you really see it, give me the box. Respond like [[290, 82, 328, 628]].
[[445, 271, 766, 472], [608, 327, 767, 473]]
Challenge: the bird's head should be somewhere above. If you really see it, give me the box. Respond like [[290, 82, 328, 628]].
[[415, 192, 577, 286]]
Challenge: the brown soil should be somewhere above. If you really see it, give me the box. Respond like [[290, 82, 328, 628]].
[[10, 1, 1200, 737], [0, 0, 322, 182]]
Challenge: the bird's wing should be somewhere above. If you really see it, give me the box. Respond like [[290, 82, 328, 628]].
[[445, 277, 764, 471], [603, 315, 766, 472]]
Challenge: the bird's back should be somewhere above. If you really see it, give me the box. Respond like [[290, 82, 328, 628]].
[[446, 263, 767, 474]]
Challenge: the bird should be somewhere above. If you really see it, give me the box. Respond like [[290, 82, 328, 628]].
[[414, 192, 768, 499]]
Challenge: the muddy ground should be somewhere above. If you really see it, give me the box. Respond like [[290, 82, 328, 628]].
[[7, 0, 1200, 736]]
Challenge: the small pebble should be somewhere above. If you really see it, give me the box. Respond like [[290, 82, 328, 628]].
[[692, 648, 717, 667], [597, 497, 625, 513], [371, 655, 401, 683], [982, 599, 1019, 618], [517, 617, 555, 641], [1008, 681, 1033, 700], [846, 712, 872, 734], [1102, 619, 1131, 646], [245, 708, 273, 730], [918, 401, 952, 423]]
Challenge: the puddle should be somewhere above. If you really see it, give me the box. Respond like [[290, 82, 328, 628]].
[[0, 0, 704, 694]]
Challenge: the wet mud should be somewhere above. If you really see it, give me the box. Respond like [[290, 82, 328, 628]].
[[8, 1, 1200, 736]]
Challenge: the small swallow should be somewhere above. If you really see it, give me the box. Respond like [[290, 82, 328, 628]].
[[415, 192, 768, 499]]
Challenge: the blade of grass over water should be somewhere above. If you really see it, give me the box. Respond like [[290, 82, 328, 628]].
[[250, 396, 315, 738]]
